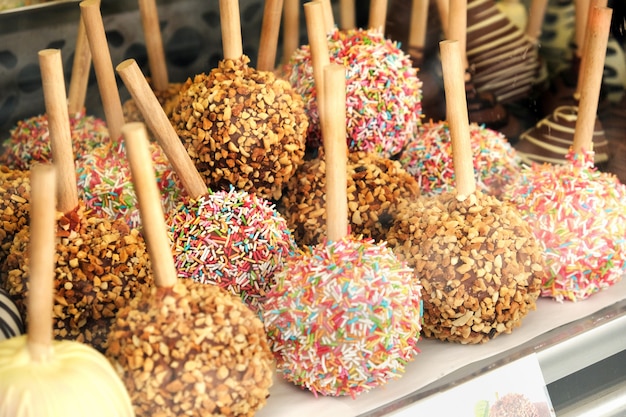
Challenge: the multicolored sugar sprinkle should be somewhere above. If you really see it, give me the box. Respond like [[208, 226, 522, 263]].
[[166, 187, 298, 312], [400, 120, 522, 197], [76, 140, 184, 228], [285, 28, 422, 158], [263, 235, 422, 397], [0, 111, 111, 170], [503, 149, 626, 302]]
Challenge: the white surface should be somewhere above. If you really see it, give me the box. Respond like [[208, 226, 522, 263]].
[[257, 278, 626, 417]]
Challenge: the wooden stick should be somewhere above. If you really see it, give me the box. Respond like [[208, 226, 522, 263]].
[[525, 0, 549, 43], [123, 123, 177, 288], [408, 0, 429, 64], [282, 0, 300, 64], [116, 59, 207, 200], [368, 0, 388, 32], [340, 0, 355, 30], [67, 13, 92, 116], [80, 0, 125, 142], [574, 0, 591, 57], [572, 6, 612, 154], [257, 0, 284, 71], [305, 1, 331, 144], [319, 0, 335, 33], [323, 64, 348, 242], [575, 0, 608, 99], [440, 40, 475, 199], [447, 0, 469, 72], [27, 164, 57, 362], [39, 49, 79, 214], [436, 0, 449, 38], [220, 0, 243, 60], [138, 0, 169, 92]]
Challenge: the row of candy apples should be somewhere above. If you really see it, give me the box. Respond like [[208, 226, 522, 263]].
[[0, 0, 624, 415]]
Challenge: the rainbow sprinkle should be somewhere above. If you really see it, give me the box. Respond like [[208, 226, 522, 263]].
[[76, 141, 184, 228], [166, 188, 298, 312], [400, 120, 522, 197], [503, 149, 626, 302], [0, 111, 111, 170], [263, 235, 422, 397], [285, 28, 422, 158]]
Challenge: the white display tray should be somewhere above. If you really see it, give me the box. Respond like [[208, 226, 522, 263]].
[[257, 276, 626, 417]]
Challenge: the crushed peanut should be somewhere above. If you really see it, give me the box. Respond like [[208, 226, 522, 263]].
[[171, 56, 308, 201], [279, 150, 420, 246], [0, 167, 30, 276], [388, 190, 545, 344], [106, 280, 274, 417], [3, 202, 152, 352]]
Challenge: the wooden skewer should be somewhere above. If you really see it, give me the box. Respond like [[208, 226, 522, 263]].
[[39, 49, 79, 214], [575, 0, 608, 99], [67, 13, 92, 116], [116, 59, 207, 200], [572, 6, 613, 154], [440, 40, 475, 199], [282, 0, 300, 64], [574, 0, 591, 57], [436, 0, 449, 38], [323, 64, 349, 242], [80, 0, 125, 142], [257, 0, 284, 71], [368, 0, 388, 33], [138, 0, 169, 92], [305, 1, 331, 143], [340, 0, 355, 30], [27, 164, 57, 362], [220, 0, 244, 60], [525, 0, 549, 43], [408, 0, 429, 65], [447, 0, 469, 74], [123, 122, 178, 288], [319, 0, 335, 33]]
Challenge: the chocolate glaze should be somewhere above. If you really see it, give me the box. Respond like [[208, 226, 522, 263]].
[[466, 79, 509, 128], [466, 0, 541, 104], [515, 105, 609, 165]]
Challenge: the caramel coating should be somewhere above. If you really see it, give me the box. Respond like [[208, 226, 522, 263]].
[[171, 56, 308, 201], [388, 190, 545, 344], [3, 202, 152, 351], [106, 280, 274, 417], [280, 150, 420, 246]]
